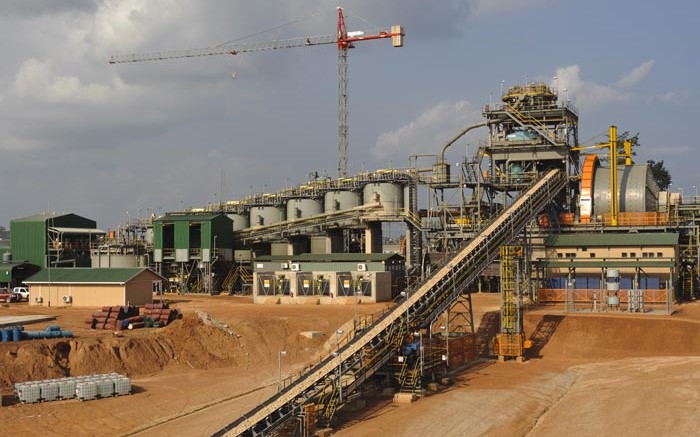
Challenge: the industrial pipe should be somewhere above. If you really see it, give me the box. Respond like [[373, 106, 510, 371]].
[[439, 121, 491, 163], [609, 125, 619, 227]]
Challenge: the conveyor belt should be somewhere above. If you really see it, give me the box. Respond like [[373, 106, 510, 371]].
[[214, 168, 567, 437]]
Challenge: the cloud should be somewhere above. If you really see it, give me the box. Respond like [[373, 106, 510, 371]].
[[13, 58, 116, 104], [472, 0, 555, 17], [553, 60, 655, 108], [371, 100, 483, 162], [656, 92, 676, 102], [0, 0, 96, 17], [616, 59, 654, 88]]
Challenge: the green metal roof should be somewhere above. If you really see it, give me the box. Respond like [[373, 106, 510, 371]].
[[24, 268, 163, 284], [537, 260, 675, 268], [256, 253, 404, 262], [12, 213, 67, 223], [0, 262, 40, 283], [545, 232, 679, 247], [153, 213, 223, 222]]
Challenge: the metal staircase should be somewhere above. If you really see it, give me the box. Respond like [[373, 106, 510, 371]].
[[213, 169, 567, 437], [503, 103, 558, 146], [405, 180, 423, 267], [222, 265, 253, 294]]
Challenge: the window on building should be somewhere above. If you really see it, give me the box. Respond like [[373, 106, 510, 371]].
[[630, 252, 637, 258], [589, 253, 596, 258], [657, 252, 663, 258], [557, 253, 563, 258], [581, 247, 588, 252], [566, 252, 576, 258], [622, 252, 628, 258]]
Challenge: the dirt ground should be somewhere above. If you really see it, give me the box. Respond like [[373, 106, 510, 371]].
[[2, 294, 700, 436]]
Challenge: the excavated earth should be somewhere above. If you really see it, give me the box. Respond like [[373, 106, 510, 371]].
[[1, 294, 700, 436]]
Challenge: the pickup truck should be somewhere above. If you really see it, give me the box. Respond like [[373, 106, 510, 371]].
[[0, 288, 18, 303], [12, 286, 30, 301]]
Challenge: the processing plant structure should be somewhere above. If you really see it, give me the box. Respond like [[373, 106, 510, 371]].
[[6, 82, 699, 437]]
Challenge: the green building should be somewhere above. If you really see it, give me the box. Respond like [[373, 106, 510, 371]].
[[10, 213, 104, 268], [152, 212, 234, 293]]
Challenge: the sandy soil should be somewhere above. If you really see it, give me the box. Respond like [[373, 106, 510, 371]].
[[2, 294, 700, 437]]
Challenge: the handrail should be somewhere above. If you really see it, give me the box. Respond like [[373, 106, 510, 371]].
[[216, 169, 567, 436]]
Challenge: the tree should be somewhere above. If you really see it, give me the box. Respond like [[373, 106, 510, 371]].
[[613, 131, 639, 163], [646, 160, 672, 190]]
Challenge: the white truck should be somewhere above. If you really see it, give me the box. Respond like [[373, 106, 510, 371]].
[[12, 286, 29, 301]]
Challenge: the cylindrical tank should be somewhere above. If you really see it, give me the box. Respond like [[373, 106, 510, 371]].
[[324, 190, 361, 212], [606, 268, 620, 291], [2, 252, 11, 262], [286, 198, 323, 220], [592, 164, 659, 215], [249, 206, 285, 227], [403, 184, 411, 214], [363, 183, 403, 213], [90, 254, 139, 268], [144, 228, 154, 245], [227, 213, 250, 231]]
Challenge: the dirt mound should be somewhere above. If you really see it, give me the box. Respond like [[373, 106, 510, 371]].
[[525, 313, 700, 360], [0, 314, 239, 389]]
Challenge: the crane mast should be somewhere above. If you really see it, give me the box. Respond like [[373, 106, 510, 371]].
[[110, 7, 404, 178]]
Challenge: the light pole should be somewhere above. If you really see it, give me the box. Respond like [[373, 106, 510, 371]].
[[400, 290, 410, 330], [335, 329, 344, 403], [680, 187, 684, 203], [278, 350, 288, 392], [353, 290, 362, 333], [500, 79, 505, 97], [414, 330, 423, 378], [440, 324, 449, 368], [694, 185, 697, 203]]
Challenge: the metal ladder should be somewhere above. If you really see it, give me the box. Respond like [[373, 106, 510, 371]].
[[214, 169, 567, 437]]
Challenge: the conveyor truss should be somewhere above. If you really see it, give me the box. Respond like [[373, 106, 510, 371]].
[[214, 168, 567, 437]]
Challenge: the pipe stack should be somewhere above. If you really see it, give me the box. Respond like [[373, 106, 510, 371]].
[[142, 303, 180, 327], [84, 306, 139, 330]]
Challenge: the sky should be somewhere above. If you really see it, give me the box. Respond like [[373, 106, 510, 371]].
[[0, 0, 698, 229]]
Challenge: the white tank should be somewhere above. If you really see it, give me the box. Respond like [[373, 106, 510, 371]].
[[324, 190, 361, 212], [90, 254, 139, 268], [363, 183, 403, 213], [250, 206, 285, 228], [606, 268, 620, 291], [403, 184, 412, 213], [144, 228, 154, 245], [227, 213, 250, 231], [286, 198, 323, 220]]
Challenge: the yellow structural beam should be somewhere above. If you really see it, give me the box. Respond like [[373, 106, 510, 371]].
[[609, 125, 619, 227]]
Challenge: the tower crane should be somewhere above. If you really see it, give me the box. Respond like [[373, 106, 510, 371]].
[[109, 7, 404, 178]]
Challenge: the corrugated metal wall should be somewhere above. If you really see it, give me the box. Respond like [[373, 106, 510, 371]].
[[153, 222, 163, 249], [174, 221, 189, 251], [10, 221, 46, 267]]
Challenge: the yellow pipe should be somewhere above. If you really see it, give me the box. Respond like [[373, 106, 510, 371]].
[[624, 140, 632, 166], [610, 125, 618, 227]]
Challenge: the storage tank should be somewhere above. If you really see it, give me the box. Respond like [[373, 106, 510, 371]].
[[324, 190, 361, 213], [250, 206, 285, 227], [144, 228, 154, 245], [286, 198, 323, 220], [363, 183, 403, 213], [591, 164, 659, 215], [90, 253, 139, 268], [227, 213, 250, 231]]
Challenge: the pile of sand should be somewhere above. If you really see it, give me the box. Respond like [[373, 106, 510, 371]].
[[0, 314, 239, 389]]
